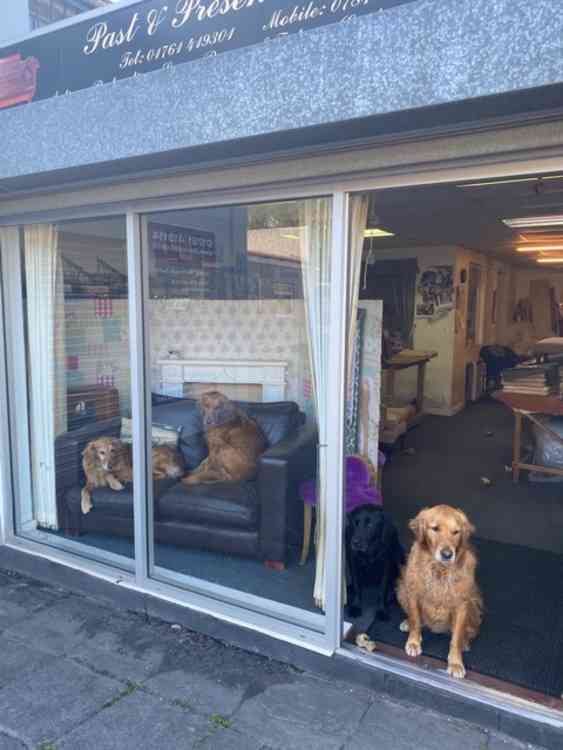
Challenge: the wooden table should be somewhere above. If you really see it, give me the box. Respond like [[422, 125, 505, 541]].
[[494, 391, 563, 482], [384, 350, 438, 426]]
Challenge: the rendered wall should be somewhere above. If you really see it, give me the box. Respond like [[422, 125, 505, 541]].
[[2, 0, 563, 181]]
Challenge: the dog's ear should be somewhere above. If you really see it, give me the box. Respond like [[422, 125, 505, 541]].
[[455, 508, 475, 542], [409, 507, 430, 545], [82, 441, 98, 460]]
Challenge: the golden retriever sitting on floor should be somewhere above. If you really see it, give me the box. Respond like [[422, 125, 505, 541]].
[[182, 391, 266, 485], [397, 505, 483, 679], [81, 437, 184, 514]]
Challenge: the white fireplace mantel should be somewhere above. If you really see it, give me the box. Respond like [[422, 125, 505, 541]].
[[157, 359, 288, 401]]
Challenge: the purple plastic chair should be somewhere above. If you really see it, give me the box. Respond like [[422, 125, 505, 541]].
[[298, 453, 384, 565]]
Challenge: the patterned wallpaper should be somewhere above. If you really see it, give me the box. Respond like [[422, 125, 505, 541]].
[[64, 299, 131, 414], [149, 299, 312, 410]]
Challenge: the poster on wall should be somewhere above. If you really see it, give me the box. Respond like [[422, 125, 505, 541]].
[[0, 0, 421, 112], [149, 221, 221, 298], [415, 265, 454, 320]]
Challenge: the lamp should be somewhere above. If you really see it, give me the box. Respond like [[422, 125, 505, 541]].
[[516, 245, 563, 252], [503, 215, 563, 229], [364, 227, 395, 238]]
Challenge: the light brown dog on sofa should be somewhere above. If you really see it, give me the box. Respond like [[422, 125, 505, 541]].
[[182, 391, 266, 485], [81, 437, 184, 514], [397, 505, 483, 679]]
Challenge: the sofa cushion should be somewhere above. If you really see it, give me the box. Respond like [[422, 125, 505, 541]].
[[152, 398, 207, 470], [65, 479, 177, 519], [159, 481, 259, 530], [237, 401, 305, 447]]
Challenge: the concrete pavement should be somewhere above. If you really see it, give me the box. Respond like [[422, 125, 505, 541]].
[[0, 568, 545, 750]]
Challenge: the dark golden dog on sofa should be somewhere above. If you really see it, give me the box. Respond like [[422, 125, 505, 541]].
[[182, 391, 266, 485]]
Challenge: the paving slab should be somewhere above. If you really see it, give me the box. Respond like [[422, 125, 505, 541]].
[[488, 733, 542, 750], [3, 595, 115, 656], [195, 727, 272, 749], [233, 674, 373, 750], [58, 690, 212, 750], [343, 696, 488, 750], [69, 646, 159, 685], [0, 734, 27, 750], [0, 658, 122, 745], [0, 575, 67, 629], [67, 611, 169, 674], [0, 635, 54, 689], [144, 668, 245, 717]]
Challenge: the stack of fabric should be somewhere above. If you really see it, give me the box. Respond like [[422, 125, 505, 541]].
[[502, 363, 560, 396]]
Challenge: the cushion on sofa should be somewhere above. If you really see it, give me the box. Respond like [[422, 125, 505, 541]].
[[65, 478, 177, 519], [237, 401, 305, 447], [152, 398, 207, 470], [158, 481, 259, 530]]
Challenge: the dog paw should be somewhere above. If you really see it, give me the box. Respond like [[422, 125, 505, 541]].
[[80, 492, 92, 515], [405, 638, 422, 658], [447, 660, 466, 679], [345, 605, 362, 618], [399, 619, 410, 633], [108, 479, 124, 491], [463, 643, 471, 653], [355, 633, 377, 653]]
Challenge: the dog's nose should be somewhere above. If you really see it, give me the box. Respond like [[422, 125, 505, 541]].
[[441, 548, 453, 561]]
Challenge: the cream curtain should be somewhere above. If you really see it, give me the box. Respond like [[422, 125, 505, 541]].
[[300, 195, 369, 611], [347, 195, 369, 380], [299, 198, 332, 610], [24, 224, 66, 529]]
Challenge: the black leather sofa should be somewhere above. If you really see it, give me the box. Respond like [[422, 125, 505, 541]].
[[55, 397, 317, 567]]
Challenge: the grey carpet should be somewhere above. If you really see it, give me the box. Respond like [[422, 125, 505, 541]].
[[367, 537, 563, 698], [383, 399, 563, 554]]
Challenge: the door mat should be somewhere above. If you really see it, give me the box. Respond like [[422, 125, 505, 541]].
[[367, 537, 563, 698]]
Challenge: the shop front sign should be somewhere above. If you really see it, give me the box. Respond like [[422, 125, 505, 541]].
[[0, 0, 419, 110]]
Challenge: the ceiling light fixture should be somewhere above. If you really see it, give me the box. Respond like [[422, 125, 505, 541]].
[[536, 257, 563, 263], [461, 175, 563, 189], [516, 244, 563, 252], [503, 215, 563, 229], [364, 228, 395, 238]]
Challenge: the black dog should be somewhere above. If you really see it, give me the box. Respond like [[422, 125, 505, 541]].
[[345, 504, 404, 620]]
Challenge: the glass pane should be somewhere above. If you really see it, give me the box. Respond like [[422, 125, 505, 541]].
[[143, 198, 331, 619], [16, 217, 133, 565]]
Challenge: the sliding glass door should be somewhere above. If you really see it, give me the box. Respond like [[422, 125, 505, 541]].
[[140, 198, 332, 626], [1, 217, 135, 568]]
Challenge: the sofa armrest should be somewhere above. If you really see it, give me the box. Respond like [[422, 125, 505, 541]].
[[257, 421, 318, 564], [55, 417, 121, 497]]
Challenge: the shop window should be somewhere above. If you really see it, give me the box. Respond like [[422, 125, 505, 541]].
[[141, 198, 332, 617], [2, 217, 134, 565]]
